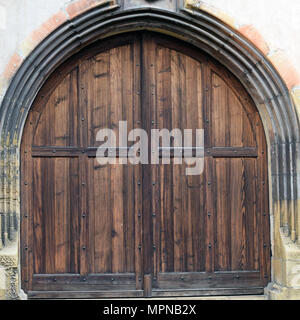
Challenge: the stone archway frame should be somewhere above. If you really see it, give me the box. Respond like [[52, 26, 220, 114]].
[[0, 0, 300, 299]]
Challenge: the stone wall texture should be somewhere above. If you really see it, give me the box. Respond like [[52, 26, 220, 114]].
[[0, 0, 300, 299]]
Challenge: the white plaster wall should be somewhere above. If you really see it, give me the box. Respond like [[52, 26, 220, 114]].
[[0, 0, 66, 75], [0, 0, 299, 80], [206, 0, 300, 77]]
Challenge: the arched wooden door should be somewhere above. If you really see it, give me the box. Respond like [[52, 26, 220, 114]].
[[21, 32, 271, 299]]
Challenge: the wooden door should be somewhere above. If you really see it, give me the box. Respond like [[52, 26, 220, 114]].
[[21, 32, 270, 299]]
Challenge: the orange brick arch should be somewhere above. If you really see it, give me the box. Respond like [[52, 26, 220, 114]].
[[2, 0, 300, 109]]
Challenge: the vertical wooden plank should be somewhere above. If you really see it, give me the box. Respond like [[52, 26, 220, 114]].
[[79, 60, 89, 149], [244, 159, 256, 271], [79, 155, 88, 275], [91, 162, 112, 273], [44, 158, 55, 274], [211, 73, 228, 147], [205, 157, 214, 273], [185, 56, 203, 272], [69, 158, 80, 274], [144, 274, 152, 297], [32, 159, 44, 274], [170, 50, 182, 273], [54, 158, 70, 273], [21, 111, 38, 290], [110, 46, 125, 273], [121, 43, 135, 273], [156, 44, 172, 274], [203, 64, 214, 273], [227, 90, 243, 147], [88, 50, 110, 147], [78, 57, 89, 276], [255, 112, 271, 283], [87, 49, 111, 274], [53, 75, 70, 146], [230, 158, 246, 271], [141, 34, 154, 277], [132, 36, 143, 289], [69, 68, 79, 147]]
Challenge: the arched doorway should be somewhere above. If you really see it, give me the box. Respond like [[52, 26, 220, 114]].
[[21, 32, 270, 299]]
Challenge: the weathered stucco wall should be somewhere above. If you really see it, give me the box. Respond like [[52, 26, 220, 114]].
[[1, 0, 300, 96], [0, 0, 300, 300]]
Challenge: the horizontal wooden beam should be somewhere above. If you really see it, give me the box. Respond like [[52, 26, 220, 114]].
[[208, 147, 258, 158], [32, 146, 258, 158]]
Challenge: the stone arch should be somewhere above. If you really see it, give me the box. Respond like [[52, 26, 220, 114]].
[[0, 0, 300, 299]]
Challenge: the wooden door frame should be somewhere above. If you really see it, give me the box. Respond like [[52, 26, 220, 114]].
[[0, 3, 299, 299]]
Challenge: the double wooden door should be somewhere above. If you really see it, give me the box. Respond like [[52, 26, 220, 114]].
[[21, 32, 271, 299]]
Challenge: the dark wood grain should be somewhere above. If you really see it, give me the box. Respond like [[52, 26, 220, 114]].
[[21, 32, 270, 299]]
